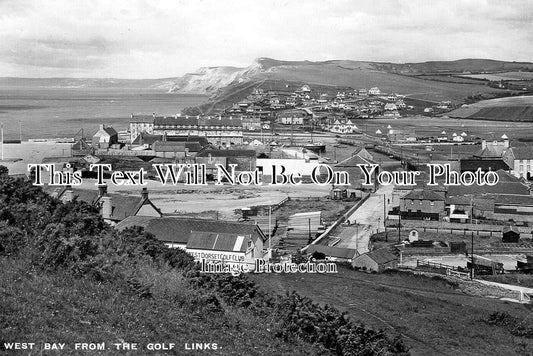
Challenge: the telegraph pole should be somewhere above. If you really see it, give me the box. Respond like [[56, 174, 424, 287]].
[[398, 209, 401, 242], [307, 218, 312, 244], [470, 231, 474, 280]]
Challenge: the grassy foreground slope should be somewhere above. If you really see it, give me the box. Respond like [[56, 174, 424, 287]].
[[0, 167, 407, 356], [251, 267, 533, 356]]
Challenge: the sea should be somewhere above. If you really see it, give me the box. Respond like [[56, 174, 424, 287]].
[[0, 88, 207, 141]]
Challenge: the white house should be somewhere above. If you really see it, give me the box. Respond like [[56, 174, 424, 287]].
[[368, 87, 381, 95]]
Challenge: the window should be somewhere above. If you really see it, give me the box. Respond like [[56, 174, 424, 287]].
[[430, 201, 434, 206]]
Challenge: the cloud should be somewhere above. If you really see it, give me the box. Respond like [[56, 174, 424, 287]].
[[0, 0, 531, 78]]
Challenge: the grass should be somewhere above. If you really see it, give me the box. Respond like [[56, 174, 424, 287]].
[[251, 266, 533, 355], [0, 256, 327, 356], [479, 274, 533, 289]]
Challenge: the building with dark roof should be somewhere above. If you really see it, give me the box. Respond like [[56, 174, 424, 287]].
[[153, 115, 244, 146], [352, 248, 398, 272], [116, 216, 267, 269], [196, 149, 257, 173], [400, 189, 445, 221], [502, 225, 520, 243], [92, 124, 118, 149], [460, 159, 510, 173], [447, 170, 530, 197], [510, 146, 533, 179], [44, 185, 162, 225]]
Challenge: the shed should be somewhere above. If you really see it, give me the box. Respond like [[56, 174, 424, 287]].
[[502, 225, 520, 243], [352, 248, 398, 272], [408, 229, 419, 242]]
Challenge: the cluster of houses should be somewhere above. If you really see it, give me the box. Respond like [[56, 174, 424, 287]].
[[389, 137, 533, 226], [224, 84, 413, 128]]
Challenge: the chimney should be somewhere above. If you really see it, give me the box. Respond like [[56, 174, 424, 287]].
[[141, 187, 149, 200], [481, 140, 487, 150], [101, 195, 112, 220], [131, 113, 134, 119], [99, 124, 104, 131], [152, 112, 156, 118], [97, 183, 107, 197], [63, 185, 74, 202]]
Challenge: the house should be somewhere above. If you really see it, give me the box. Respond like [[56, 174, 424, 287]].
[[510, 146, 533, 179], [92, 124, 118, 149], [131, 133, 208, 153], [471, 137, 514, 167], [45, 185, 162, 225], [129, 114, 155, 143], [352, 248, 398, 272], [241, 116, 262, 131], [152, 115, 244, 146], [502, 225, 520, 243], [448, 170, 530, 197], [116, 217, 268, 269], [306, 245, 358, 263], [383, 110, 401, 118], [333, 147, 377, 190], [277, 110, 309, 125], [196, 149, 256, 173], [358, 88, 368, 96], [368, 87, 381, 95], [329, 118, 359, 134], [384, 103, 397, 111], [152, 141, 188, 159], [400, 189, 446, 221]]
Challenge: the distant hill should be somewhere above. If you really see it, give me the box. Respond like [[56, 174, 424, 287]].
[[373, 59, 533, 75], [0, 77, 179, 90], [2, 57, 532, 112]]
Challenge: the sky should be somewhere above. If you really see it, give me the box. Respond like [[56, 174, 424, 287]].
[[0, 0, 532, 78]]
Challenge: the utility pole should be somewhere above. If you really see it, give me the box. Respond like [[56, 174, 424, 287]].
[[307, 218, 312, 245], [470, 231, 474, 280], [398, 208, 401, 242], [268, 206, 272, 250], [383, 194, 386, 229]]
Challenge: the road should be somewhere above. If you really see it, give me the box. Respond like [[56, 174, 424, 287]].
[[336, 184, 395, 253]]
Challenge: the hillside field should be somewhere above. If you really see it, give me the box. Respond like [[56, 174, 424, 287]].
[[446, 95, 533, 122]]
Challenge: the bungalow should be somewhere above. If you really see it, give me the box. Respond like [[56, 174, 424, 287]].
[[352, 248, 398, 272]]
